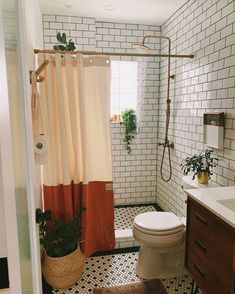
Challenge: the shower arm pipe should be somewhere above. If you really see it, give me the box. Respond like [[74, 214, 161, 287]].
[[34, 49, 194, 59], [141, 35, 174, 182], [142, 36, 173, 146]]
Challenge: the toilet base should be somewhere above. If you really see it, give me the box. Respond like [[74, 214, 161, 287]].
[[136, 244, 186, 279]]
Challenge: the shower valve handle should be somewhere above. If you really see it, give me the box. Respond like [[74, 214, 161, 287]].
[[159, 142, 174, 148]]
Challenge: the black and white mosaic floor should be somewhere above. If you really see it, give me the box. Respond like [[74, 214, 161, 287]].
[[52, 251, 201, 294], [114, 205, 157, 230]]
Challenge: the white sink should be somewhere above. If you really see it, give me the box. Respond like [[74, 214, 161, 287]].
[[218, 199, 235, 213]]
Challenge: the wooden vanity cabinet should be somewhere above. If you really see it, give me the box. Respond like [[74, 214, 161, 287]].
[[185, 197, 235, 294]]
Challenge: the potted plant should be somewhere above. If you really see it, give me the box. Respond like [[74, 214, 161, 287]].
[[180, 149, 219, 184], [120, 108, 137, 154], [38, 208, 85, 289]]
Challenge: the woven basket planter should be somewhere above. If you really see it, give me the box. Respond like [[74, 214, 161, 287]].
[[42, 244, 85, 289]]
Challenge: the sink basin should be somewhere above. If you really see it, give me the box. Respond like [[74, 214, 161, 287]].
[[218, 199, 235, 213]]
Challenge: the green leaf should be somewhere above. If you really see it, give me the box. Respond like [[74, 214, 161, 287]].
[[53, 32, 76, 52], [56, 32, 62, 42], [68, 41, 76, 51], [61, 33, 67, 44], [180, 149, 219, 180], [58, 45, 66, 51]]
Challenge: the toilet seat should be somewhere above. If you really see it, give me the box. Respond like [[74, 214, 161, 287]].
[[134, 212, 185, 236]]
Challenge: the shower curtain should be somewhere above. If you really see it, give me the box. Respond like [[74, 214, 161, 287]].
[[37, 53, 115, 257]]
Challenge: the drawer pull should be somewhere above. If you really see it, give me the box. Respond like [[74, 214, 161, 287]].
[[195, 213, 208, 226], [194, 263, 205, 277], [195, 239, 207, 252]]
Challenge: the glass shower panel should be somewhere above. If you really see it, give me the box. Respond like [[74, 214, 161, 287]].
[[2, 0, 34, 293]]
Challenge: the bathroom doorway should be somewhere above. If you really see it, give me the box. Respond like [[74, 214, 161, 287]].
[[0, 1, 42, 293]]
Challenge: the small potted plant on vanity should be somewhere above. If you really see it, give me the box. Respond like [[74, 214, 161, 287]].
[[38, 208, 85, 289], [180, 149, 219, 184]]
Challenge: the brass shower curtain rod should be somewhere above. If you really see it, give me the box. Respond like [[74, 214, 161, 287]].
[[34, 49, 194, 59]]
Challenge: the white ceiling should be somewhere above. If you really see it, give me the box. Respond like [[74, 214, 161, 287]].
[[39, 0, 187, 26]]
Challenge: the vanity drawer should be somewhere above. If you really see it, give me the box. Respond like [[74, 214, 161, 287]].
[[187, 197, 234, 260], [187, 234, 234, 292], [186, 251, 233, 294], [186, 197, 235, 294]]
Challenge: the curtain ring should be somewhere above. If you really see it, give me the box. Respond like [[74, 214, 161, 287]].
[[50, 55, 56, 66]]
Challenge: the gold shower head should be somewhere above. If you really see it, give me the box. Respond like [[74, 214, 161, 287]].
[[133, 42, 151, 53], [133, 35, 171, 54]]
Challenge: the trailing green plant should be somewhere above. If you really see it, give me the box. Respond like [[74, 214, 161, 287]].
[[120, 109, 137, 155], [53, 32, 76, 51], [38, 208, 85, 257], [180, 149, 219, 180]]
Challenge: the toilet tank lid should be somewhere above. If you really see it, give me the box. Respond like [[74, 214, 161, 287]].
[[134, 212, 184, 231]]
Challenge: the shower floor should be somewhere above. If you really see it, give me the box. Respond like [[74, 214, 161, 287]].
[[114, 204, 161, 249], [114, 204, 157, 230]]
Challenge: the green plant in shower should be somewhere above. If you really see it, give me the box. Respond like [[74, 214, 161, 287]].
[[53, 32, 76, 51], [120, 109, 137, 155], [180, 149, 219, 180]]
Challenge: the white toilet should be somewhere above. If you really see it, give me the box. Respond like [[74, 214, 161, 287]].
[[133, 211, 186, 279], [133, 175, 220, 279]]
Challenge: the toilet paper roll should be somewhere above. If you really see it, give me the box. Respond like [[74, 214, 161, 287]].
[[34, 134, 48, 164]]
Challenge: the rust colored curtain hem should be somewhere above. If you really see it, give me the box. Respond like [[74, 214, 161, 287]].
[[43, 181, 115, 257]]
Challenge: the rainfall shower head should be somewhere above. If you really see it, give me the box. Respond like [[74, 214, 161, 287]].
[[133, 43, 151, 53], [133, 35, 172, 55]]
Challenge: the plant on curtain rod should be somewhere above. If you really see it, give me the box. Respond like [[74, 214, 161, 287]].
[[53, 32, 76, 51], [38, 207, 86, 289], [120, 108, 137, 155]]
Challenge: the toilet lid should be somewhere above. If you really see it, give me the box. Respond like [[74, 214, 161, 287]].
[[134, 212, 184, 232]]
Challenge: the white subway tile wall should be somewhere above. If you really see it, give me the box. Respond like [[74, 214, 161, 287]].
[[42, 15, 161, 205], [43, 15, 96, 51], [158, 0, 235, 216], [42, 0, 235, 210]]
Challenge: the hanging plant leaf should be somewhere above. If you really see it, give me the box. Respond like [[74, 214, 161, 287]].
[[120, 109, 137, 155]]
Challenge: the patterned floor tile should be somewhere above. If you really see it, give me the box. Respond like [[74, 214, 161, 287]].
[[52, 251, 200, 294], [114, 205, 156, 229], [52, 206, 201, 294]]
